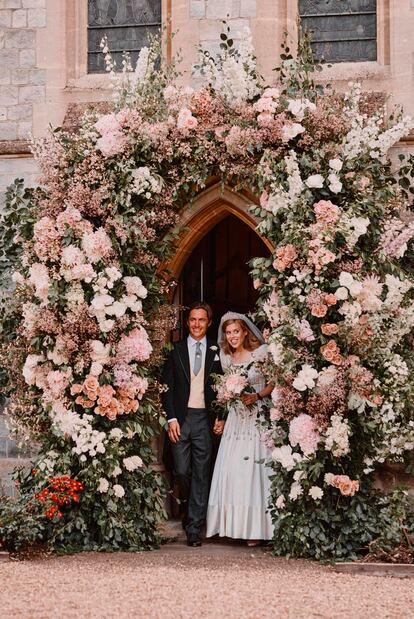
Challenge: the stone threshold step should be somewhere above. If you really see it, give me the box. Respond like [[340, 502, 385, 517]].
[[334, 562, 414, 578]]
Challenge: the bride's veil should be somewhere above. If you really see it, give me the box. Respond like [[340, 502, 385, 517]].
[[217, 312, 265, 347]]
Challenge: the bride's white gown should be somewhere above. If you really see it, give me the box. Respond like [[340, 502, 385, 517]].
[[206, 344, 274, 540]]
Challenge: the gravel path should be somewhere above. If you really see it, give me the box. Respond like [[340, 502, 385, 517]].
[[1, 540, 413, 619]]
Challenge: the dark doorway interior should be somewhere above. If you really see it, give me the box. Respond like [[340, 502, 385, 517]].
[[175, 214, 271, 336]]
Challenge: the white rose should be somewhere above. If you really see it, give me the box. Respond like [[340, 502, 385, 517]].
[[282, 122, 305, 142], [90, 361, 103, 376], [324, 473, 335, 485], [292, 377, 307, 391], [111, 466, 122, 477], [289, 482, 303, 501], [305, 174, 324, 189], [136, 285, 148, 299], [335, 287, 349, 301], [338, 271, 354, 288], [113, 484, 125, 498], [328, 173, 342, 194], [287, 99, 304, 120], [349, 281, 363, 297], [98, 478, 109, 493], [109, 428, 123, 441], [107, 301, 127, 318], [100, 319, 115, 333], [329, 158, 343, 172], [123, 455, 143, 471]]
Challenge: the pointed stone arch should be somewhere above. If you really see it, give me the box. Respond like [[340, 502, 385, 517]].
[[166, 182, 274, 280]]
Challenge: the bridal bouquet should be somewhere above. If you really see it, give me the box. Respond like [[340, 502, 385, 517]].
[[212, 365, 256, 418]]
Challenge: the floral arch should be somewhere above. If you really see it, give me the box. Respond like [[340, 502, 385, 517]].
[[1, 31, 414, 561]]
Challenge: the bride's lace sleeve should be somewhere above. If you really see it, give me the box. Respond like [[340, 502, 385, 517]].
[[220, 350, 231, 370]]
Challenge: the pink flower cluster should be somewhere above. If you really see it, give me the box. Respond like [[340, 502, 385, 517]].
[[116, 328, 153, 364], [81, 228, 113, 264], [33, 217, 62, 262], [177, 107, 198, 131], [313, 200, 340, 228], [307, 238, 336, 273], [326, 474, 359, 496], [306, 288, 337, 318], [289, 413, 320, 455], [95, 113, 129, 158]]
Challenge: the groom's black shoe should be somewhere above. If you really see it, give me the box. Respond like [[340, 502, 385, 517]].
[[187, 535, 202, 547]]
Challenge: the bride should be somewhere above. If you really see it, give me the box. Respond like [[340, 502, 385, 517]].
[[206, 312, 274, 545]]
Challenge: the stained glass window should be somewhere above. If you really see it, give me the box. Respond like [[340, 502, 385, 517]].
[[87, 0, 162, 73], [299, 0, 377, 63]]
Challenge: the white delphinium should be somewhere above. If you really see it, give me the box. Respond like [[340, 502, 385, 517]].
[[199, 26, 260, 105], [325, 414, 350, 457], [285, 150, 304, 201], [53, 408, 107, 458], [383, 274, 412, 310], [132, 46, 149, 86]]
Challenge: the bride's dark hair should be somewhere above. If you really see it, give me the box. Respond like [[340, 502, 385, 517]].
[[220, 319, 261, 355]]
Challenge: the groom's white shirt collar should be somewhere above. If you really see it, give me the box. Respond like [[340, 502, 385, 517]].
[[187, 335, 207, 348]]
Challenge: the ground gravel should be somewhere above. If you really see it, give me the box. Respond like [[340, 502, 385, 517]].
[[1, 540, 414, 619]]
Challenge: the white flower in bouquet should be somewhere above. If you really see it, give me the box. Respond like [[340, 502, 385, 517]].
[[106, 300, 128, 318], [111, 466, 122, 477], [124, 276, 148, 298], [109, 428, 123, 441], [292, 364, 319, 391], [308, 486, 324, 501], [98, 478, 109, 493], [90, 340, 111, 365], [123, 455, 143, 471], [305, 174, 324, 189], [342, 216, 370, 247], [90, 361, 103, 376], [113, 484, 125, 498], [335, 286, 349, 301]]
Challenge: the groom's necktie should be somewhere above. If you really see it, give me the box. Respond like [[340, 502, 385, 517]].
[[193, 341, 202, 376]]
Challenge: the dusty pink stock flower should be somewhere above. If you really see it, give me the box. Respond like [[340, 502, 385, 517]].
[[273, 244, 298, 272], [116, 328, 153, 363]]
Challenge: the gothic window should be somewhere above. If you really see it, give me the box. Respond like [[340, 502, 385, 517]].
[[87, 0, 162, 74], [299, 0, 377, 63]]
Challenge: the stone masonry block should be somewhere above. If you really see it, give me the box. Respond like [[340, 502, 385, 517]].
[[22, 0, 44, 7], [0, 85, 18, 105], [12, 8, 27, 28], [231, 0, 240, 17], [199, 19, 223, 41], [0, 1, 22, 8], [27, 7, 45, 27], [0, 48, 19, 67], [18, 83, 44, 103], [0, 9, 12, 27], [12, 68, 44, 85], [228, 18, 249, 37], [5, 29, 35, 49], [0, 107, 6, 121], [19, 48, 35, 67], [7, 103, 31, 120], [206, 0, 234, 19], [240, 0, 256, 17], [190, 1, 205, 19], [0, 121, 17, 140], [0, 67, 10, 85], [17, 120, 31, 139]]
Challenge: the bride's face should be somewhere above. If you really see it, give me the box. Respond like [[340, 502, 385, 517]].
[[225, 322, 247, 350]]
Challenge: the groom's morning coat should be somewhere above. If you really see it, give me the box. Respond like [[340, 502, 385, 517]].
[[162, 337, 223, 425]]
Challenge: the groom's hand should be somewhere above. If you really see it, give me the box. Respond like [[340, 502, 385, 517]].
[[168, 420, 181, 443], [213, 419, 225, 435]]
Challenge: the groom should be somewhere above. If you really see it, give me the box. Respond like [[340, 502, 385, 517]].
[[162, 301, 224, 547]]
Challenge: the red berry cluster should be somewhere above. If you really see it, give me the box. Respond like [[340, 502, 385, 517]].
[[35, 475, 85, 519]]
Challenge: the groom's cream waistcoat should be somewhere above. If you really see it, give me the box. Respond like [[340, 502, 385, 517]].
[[188, 360, 205, 409]]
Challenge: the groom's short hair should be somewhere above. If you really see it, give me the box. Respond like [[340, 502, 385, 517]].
[[187, 301, 213, 322]]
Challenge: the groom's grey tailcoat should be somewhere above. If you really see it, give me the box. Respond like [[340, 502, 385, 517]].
[[161, 336, 223, 538], [161, 337, 223, 426]]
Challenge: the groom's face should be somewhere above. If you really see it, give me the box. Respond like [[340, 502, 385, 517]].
[[188, 308, 211, 341]]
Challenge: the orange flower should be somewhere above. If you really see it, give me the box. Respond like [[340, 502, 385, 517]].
[[75, 395, 95, 408], [311, 304, 328, 318], [97, 384, 115, 407], [330, 475, 359, 497], [321, 323, 339, 336], [273, 244, 298, 272], [83, 374, 100, 401], [320, 340, 343, 365], [323, 293, 337, 306]]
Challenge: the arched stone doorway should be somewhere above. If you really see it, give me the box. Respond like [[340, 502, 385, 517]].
[[166, 183, 273, 335]]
